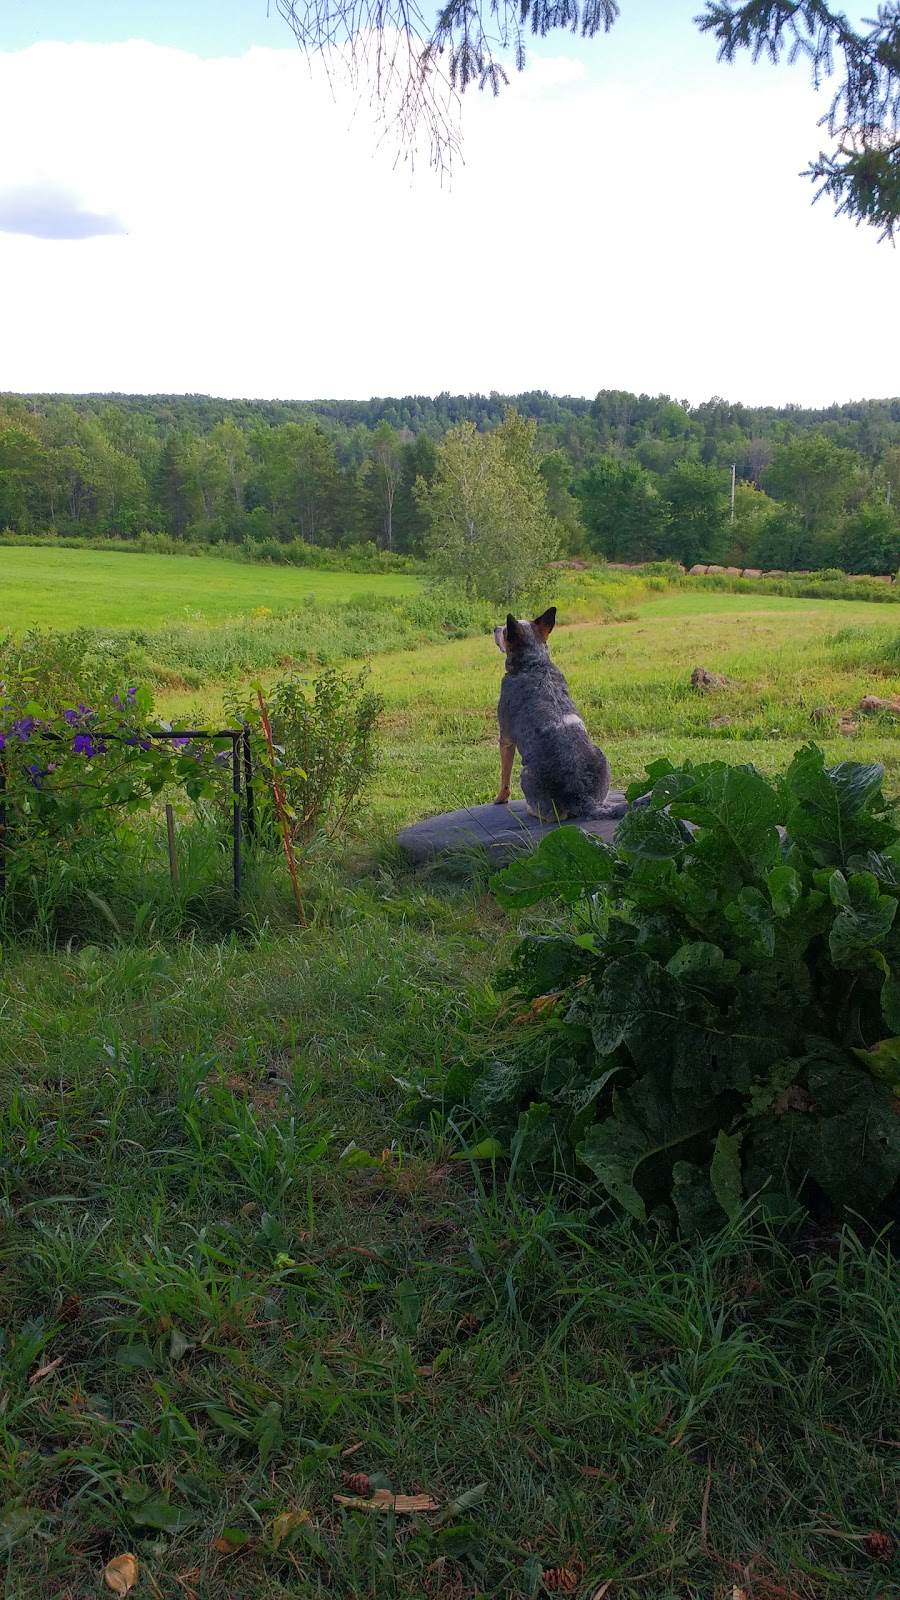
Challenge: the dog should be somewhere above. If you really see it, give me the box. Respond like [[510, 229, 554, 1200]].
[[493, 606, 611, 820]]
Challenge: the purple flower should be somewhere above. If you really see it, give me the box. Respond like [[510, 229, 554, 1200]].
[[172, 737, 191, 750], [73, 733, 105, 758]]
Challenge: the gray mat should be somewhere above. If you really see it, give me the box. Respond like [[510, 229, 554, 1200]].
[[397, 792, 629, 867]]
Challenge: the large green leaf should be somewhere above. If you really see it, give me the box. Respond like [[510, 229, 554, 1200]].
[[725, 885, 777, 956], [490, 825, 615, 908], [826, 871, 897, 966], [666, 941, 728, 981], [614, 805, 691, 859], [624, 756, 678, 803], [589, 952, 789, 1092], [498, 933, 597, 996], [803, 1054, 900, 1211], [588, 952, 688, 1063], [710, 1129, 744, 1220], [767, 865, 803, 918], [882, 968, 900, 1032], [672, 1160, 724, 1237], [782, 744, 894, 866], [852, 1036, 900, 1093], [577, 1073, 720, 1221], [668, 764, 781, 876]]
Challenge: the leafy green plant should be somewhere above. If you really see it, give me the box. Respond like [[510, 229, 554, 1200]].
[[0, 633, 236, 936], [469, 746, 900, 1231], [235, 667, 383, 850]]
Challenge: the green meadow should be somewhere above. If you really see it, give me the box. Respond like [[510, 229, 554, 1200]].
[[1, 563, 898, 1598], [159, 587, 900, 815], [0, 544, 420, 629]]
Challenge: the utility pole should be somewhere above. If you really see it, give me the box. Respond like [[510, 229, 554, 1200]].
[[730, 463, 736, 525]]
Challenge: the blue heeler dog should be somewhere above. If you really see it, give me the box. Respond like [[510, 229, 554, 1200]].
[[493, 607, 611, 819]]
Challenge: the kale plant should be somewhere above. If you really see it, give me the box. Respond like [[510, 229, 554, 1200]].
[[469, 746, 900, 1232]]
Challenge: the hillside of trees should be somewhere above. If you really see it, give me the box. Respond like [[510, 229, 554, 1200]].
[[1, 389, 899, 573]]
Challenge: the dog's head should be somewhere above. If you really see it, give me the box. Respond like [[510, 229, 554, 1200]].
[[494, 607, 557, 660]]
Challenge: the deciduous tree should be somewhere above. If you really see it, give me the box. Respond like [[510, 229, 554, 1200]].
[[416, 408, 559, 602]]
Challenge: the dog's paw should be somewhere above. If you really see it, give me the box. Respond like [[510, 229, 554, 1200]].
[[493, 789, 511, 805]]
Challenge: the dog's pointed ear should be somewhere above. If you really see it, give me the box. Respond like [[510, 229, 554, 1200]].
[[506, 614, 520, 641], [533, 606, 557, 641]]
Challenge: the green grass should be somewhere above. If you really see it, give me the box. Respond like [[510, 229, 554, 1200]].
[[1, 587, 899, 1597], [0, 545, 420, 629], [154, 589, 900, 818]]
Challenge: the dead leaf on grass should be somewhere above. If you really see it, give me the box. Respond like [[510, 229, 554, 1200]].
[[513, 993, 561, 1026], [271, 1510, 310, 1547], [455, 1312, 480, 1336], [592, 1585, 614, 1600], [104, 1553, 139, 1594], [333, 1490, 439, 1513], [341, 1441, 365, 1458], [28, 1356, 63, 1386], [210, 1528, 252, 1556]]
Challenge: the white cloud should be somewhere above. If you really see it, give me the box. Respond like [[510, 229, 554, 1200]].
[[0, 38, 896, 405], [0, 178, 125, 239]]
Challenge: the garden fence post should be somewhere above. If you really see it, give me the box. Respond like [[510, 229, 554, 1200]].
[[0, 761, 6, 904], [232, 733, 242, 903], [242, 725, 255, 841]]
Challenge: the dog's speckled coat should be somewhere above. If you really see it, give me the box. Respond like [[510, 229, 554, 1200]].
[[494, 607, 611, 820]]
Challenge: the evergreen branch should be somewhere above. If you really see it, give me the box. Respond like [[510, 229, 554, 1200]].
[[698, 3, 900, 235]]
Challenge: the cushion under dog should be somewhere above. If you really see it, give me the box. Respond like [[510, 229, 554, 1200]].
[[396, 792, 628, 867]]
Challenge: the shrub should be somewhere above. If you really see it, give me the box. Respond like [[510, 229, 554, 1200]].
[[459, 747, 900, 1232], [235, 667, 383, 850]]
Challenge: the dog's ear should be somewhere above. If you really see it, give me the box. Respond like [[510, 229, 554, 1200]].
[[532, 606, 557, 641], [506, 614, 520, 643]]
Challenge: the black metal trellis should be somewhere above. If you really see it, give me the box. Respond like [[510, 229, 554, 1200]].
[[0, 725, 256, 904]]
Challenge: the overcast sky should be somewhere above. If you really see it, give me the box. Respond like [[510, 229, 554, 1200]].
[[0, 0, 896, 406]]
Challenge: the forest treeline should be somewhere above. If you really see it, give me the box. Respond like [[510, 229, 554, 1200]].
[[1, 388, 900, 573]]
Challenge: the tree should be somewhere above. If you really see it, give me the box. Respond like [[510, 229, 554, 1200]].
[[393, 433, 437, 553], [0, 425, 45, 531], [209, 418, 251, 517], [880, 444, 900, 508], [277, 1, 900, 235], [415, 408, 559, 603], [575, 455, 667, 561], [361, 420, 405, 548], [250, 423, 343, 543], [658, 460, 730, 567], [764, 433, 861, 535], [538, 449, 583, 550], [840, 499, 900, 574], [153, 435, 195, 538]]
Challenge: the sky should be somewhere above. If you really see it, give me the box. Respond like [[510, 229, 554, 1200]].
[[0, 1, 896, 407]]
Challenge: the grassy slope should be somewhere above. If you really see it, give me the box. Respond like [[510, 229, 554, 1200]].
[[1, 590, 898, 1598], [163, 589, 900, 822], [0, 545, 419, 628]]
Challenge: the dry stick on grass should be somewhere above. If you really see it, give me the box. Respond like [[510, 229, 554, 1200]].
[[256, 688, 307, 928]]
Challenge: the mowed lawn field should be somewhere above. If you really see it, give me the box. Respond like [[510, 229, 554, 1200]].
[[0, 545, 420, 628]]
